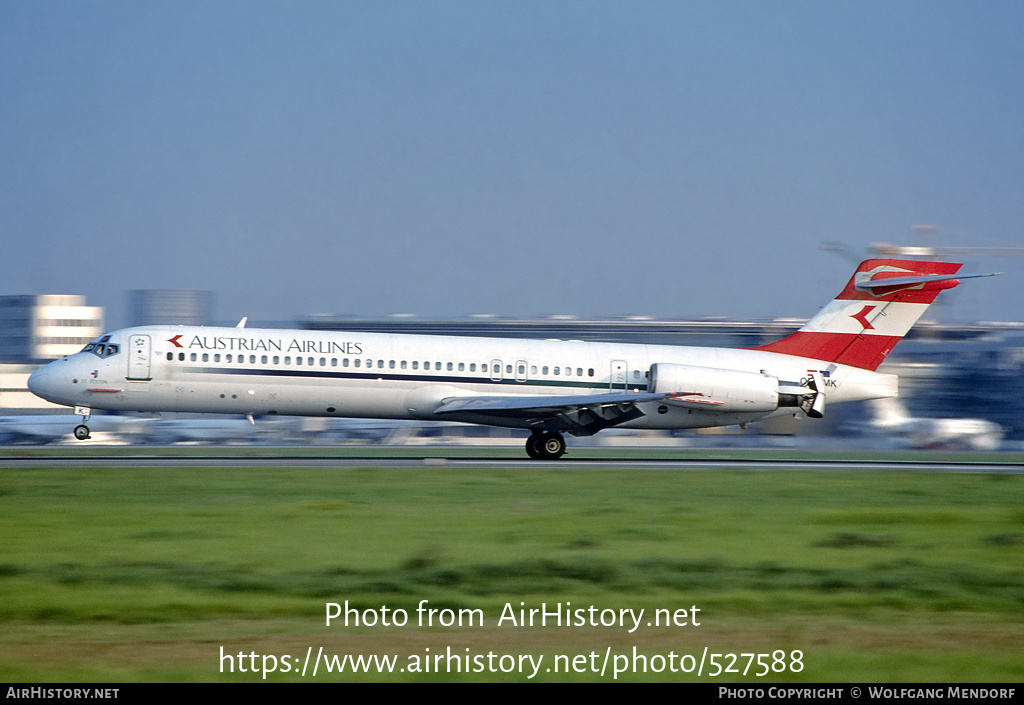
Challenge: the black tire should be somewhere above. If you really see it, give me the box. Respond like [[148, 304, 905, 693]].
[[73, 425, 90, 441], [526, 433, 544, 459]]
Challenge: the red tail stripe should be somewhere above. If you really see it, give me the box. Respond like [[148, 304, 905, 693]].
[[757, 332, 901, 371]]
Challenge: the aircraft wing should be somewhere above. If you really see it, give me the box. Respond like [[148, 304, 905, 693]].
[[431, 390, 672, 436]]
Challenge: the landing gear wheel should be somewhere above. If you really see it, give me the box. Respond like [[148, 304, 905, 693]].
[[539, 432, 566, 459], [525, 433, 544, 459], [73, 425, 91, 441], [525, 431, 566, 460]]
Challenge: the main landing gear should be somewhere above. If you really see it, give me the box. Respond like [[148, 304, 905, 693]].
[[525, 431, 566, 460]]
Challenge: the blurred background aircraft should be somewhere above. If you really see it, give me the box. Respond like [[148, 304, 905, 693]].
[[862, 398, 1003, 451]]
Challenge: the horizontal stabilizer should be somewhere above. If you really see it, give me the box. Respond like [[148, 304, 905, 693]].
[[856, 271, 1000, 294]]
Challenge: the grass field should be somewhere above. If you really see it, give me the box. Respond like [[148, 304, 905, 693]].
[[1, 450, 1022, 681]]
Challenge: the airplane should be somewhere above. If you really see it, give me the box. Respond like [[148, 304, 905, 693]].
[[26, 259, 997, 459], [862, 397, 1004, 451]]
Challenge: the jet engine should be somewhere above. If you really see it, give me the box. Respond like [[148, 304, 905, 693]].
[[648, 363, 810, 414]]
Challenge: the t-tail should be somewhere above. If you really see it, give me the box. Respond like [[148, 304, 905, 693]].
[[753, 259, 998, 371]]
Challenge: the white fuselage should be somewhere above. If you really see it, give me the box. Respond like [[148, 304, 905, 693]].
[[27, 325, 897, 432]]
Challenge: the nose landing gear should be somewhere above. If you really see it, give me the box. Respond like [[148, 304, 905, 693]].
[[525, 431, 566, 460], [73, 406, 91, 441]]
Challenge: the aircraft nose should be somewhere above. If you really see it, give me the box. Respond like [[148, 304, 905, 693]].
[[28, 361, 71, 405], [27, 364, 54, 401]]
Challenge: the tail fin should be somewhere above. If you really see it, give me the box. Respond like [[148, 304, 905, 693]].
[[753, 259, 966, 371]]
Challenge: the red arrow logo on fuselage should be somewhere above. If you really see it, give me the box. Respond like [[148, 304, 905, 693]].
[[167, 335, 184, 348], [850, 305, 876, 330]]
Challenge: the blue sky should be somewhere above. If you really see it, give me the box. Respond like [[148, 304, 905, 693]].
[[3, 1, 1023, 327]]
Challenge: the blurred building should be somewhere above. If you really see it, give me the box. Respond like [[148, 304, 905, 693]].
[[127, 289, 213, 326], [0, 295, 104, 363], [301, 314, 801, 348]]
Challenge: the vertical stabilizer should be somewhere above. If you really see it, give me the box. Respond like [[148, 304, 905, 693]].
[[752, 259, 964, 370]]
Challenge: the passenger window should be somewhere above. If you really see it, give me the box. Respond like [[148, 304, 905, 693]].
[[250, 355, 257, 364], [412, 361, 418, 370], [588, 368, 594, 377], [470, 363, 476, 372], [274, 356, 280, 364], [215, 354, 221, 362], [296, 357, 303, 366], [202, 353, 209, 362], [308, 357, 314, 366], [320, 358, 326, 366], [262, 355, 268, 364], [354, 359, 360, 367], [458, 363, 465, 371], [343, 358, 349, 367], [390, 360, 396, 369], [331, 358, 337, 367], [166, 352, 173, 361], [447, 362, 453, 371], [506, 365, 512, 374], [178, 352, 185, 361], [577, 368, 583, 377], [226, 354, 233, 363], [401, 361, 407, 369]]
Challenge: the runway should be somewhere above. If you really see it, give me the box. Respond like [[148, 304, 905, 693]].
[[2, 453, 1022, 473]]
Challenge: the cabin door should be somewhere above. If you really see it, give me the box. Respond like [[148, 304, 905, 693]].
[[127, 335, 152, 380]]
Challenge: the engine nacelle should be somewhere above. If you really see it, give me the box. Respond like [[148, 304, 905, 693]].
[[648, 363, 780, 412]]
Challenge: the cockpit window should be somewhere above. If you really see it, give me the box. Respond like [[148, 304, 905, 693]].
[[82, 338, 120, 358]]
